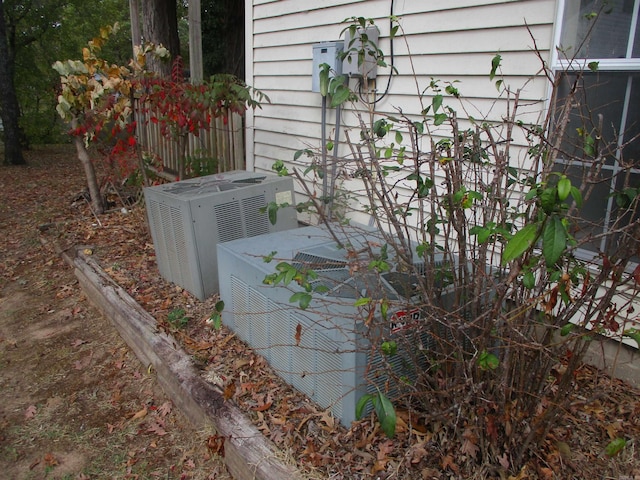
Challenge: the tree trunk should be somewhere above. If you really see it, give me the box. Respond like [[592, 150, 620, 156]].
[[140, 0, 181, 77], [0, 3, 25, 166], [72, 132, 105, 215], [129, 0, 142, 52]]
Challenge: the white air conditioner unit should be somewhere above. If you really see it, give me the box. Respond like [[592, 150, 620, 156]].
[[217, 224, 444, 426], [144, 171, 298, 300]]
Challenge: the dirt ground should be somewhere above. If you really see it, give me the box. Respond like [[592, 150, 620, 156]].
[[0, 145, 231, 480]]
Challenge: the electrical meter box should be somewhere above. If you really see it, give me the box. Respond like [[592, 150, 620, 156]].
[[342, 26, 379, 80], [311, 41, 344, 93]]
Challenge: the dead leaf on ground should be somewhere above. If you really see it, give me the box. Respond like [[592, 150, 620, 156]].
[[441, 454, 459, 474], [74, 352, 94, 370], [461, 428, 479, 458], [408, 442, 428, 464], [147, 418, 167, 436], [129, 407, 148, 421], [252, 393, 273, 412], [207, 434, 225, 456], [157, 401, 172, 417], [43, 452, 58, 467], [223, 381, 236, 400], [24, 405, 37, 420]]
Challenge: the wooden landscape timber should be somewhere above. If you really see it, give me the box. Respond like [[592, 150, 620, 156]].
[[60, 245, 303, 480]]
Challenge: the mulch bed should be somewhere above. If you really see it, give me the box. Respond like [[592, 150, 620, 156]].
[[35, 147, 640, 480]]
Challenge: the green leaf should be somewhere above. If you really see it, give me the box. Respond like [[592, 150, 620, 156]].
[[557, 177, 571, 201], [293, 149, 309, 161], [539, 187, 558, 214], [525, 188, 539, 202], [373, 391, 396, 438], [267, 202, 278, 225], [583, 133, 596, 157], [318, 63, 330, 96], [470, 225, 492, 244], [605, 437, 627, 457], [395, 130, 403, 143], [490, 54, 502, 80], [433, 113, 447, 126], [623, 328, 640, 347], [330, 84, 351, 107], [313, 284, 329, 294], [380, 300, 389, 320], [289, 292, 312, 310], [587, 61, 599, 72], [570, 186, 583, 207], [283, 266, 297, 285], [355, 394, 373, 419], [214, 300, 225, 313], [381, 341, 397, 356], [432, 94, 443, 112], [522, 271, 535, 289], [445, 84, 460, 97], [209, 312, 222, 330], [560, 323, 575, 336], [478, 350, 499, 370], [542, 215, 566, 267], [354, 297, 371, 307], [502, 223, 539, 265]]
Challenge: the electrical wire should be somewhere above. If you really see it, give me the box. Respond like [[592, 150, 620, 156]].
[[327, 0, 395, 213], [358, 0, 396, 105]]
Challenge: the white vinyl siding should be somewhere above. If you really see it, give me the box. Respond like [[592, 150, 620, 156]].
[[245, 0, 557, 193]]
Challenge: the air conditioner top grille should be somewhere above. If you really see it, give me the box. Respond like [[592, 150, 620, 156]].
[[157, 174, 268, 197], [291, 252, 423, 301], [292, 252, 347, 271]]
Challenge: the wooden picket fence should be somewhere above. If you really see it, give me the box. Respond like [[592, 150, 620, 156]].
[[136, 107, 245, 175]]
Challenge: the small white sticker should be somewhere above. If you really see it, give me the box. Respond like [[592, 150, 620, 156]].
[[276, 191, 293, 204]]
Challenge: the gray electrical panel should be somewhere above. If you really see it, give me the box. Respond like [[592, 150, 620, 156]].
[[311, 41, 344, 93], [342, 26, 379, 79]]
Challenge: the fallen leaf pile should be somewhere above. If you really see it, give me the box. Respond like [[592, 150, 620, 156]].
[[1, 147, 233, 480], [42, 153, 640, 480]]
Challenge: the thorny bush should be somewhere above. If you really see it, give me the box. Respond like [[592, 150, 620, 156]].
[[271, 15, 640, 477]]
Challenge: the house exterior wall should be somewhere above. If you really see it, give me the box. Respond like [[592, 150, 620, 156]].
[[243, 0, 640, 380], [245, 0, 558, 177]]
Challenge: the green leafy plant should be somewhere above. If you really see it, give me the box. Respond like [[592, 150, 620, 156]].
[[208, 300, 225, 330], [137, 70, 268, 180], [355, 389, 396, 438], [259, 201, 291, 226], [605, 437, 628, 457], [266, 15, 639, 477], [262, 260, 329, 309], [54, 28, 269, 212], [167, 308, 189, 329]]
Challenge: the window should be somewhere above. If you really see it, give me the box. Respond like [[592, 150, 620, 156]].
[[552, 0, 640, 261]]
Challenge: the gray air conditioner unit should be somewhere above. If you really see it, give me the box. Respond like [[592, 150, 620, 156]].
[[144, 171, 298, 300], [217, 224, 443, 427]]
